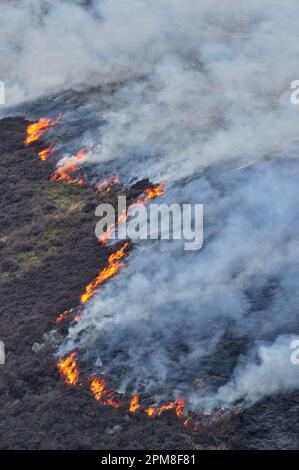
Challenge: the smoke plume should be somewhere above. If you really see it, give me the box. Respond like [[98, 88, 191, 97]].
[[1, 0, 299, 410]]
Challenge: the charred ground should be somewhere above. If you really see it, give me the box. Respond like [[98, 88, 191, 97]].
[[0, 117, 298, 450]]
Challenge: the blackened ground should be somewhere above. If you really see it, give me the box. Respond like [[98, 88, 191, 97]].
[[0, 117, 298, 450]]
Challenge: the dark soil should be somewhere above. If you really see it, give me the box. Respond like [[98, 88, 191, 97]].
[[0, 117, 298, 450]]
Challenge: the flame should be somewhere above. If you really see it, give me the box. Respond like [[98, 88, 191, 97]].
[[56, 307, 78, 324], [51, 148, 86, 185], [24, 116, 244, 429], [105, 395, 120, 409], [38, 146, 54, 161], [129, 394, 140, 413], [57, 352, 79, 385], [136, 183, 165, 205], [90, 377, 106, 401], [99, 183, 165, 244], [25, 117, 59, 145], [90, 378, 120, 408], [145, 406, 156, 417], [56, 243, 129, 322], [99, 208, 127, 244], [97, 175, 120, 192], [145, 400, 185, 418], [80, 242, 129, 304]]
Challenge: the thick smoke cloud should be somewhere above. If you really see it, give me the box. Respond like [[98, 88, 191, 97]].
[[61, 162, 299, 408], [2, 1, 299, 409], [211, 335, 299, 407]]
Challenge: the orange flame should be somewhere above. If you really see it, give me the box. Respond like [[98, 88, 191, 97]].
[[145, 400, 185, 418], [24, 116, 234, 430], [25, 117, 59, 145], [57, 352, 79, 385], [38, 146, 54, 161], [99, 183, 165, 244], [51, 148, 86, 185], [97, 175, 120, 192], [135, 183, 165, 205], [80, 242, 129, 304], [104, 395, 120, 409], [145, 406, 156, 417], [56, 307, 77, 324], [90, 377, 120, 408], [90, 377, 106, 401], [129, 394, 140, 413], [99, 208, 127, 244]]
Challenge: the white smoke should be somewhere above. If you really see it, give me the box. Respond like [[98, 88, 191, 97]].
[[210, 335, 299, 407], [2, 1, 299, 409], [60, 163, 299, 408]]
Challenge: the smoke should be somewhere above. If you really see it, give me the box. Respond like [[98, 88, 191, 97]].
[[2, 1, 299, 409], [0, 0, 169, 105], [60, 162, 299, 408], [210, 335, 299, 407]]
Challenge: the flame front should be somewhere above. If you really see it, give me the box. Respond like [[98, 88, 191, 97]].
[[57, 352, 79, 385], [38, 146, 53, 161], [56, 307, 80, 324], [51, 148, 86, 185], [25, 117, 59, 145], [97, 175, 120, 192], [99, 183, 165, 244], [136, 183, 165, 205], [26, 132, 196, 426], [129, 394, 140, 413], [90, 377, 106, 401], [80, 242, 129, 304], [90, 377, 120, 408], [145, 400, 185, 418], [26, 132, 241, 429]]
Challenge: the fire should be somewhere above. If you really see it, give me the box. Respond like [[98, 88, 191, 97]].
[[129, 394, 140, 413], [51, 148, 86, 185], [145, 400, 185, 418], [80, 242, 129, 304], [25, 117, 59, 145], [145, 406, 155, 417], [104, 395, 120, 409], [97, 175, 120, 192], [56, 308, 81, 324], [99, 183, 165, 244], [90, 377, 106, 401], [23, 115, 243, 430], [99, 208, 127, 244], [90, 378, 120, 408], [56, 307, 79, 324], [136, 184, 165, 205], [38, 146, 54, 161], [57, 352, 79, 385], [56, 241, 129, 322]]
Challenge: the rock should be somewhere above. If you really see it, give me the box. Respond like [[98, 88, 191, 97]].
[[106, 425, 122, 435], [32, 329, 62, 353], [32, 342, 44, 354]]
